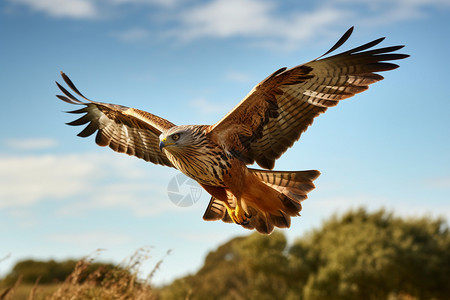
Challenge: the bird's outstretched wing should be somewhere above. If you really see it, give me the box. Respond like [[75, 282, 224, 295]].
[[206, 27, 409, 169], [56, 72, 175, 167]]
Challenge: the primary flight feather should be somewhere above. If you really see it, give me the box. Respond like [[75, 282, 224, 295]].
[[56, 27, 408, 234]]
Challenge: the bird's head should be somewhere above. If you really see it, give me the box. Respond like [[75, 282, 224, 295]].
[[159, 126, 195, 152]]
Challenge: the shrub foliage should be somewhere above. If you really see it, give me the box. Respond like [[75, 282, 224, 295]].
[[158, 209, 450, 300]]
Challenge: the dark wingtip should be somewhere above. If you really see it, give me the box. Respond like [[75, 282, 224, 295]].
[[60, 71, 70, 83], [321, 26, 354, 57], [55, 81, 67, 93], [59, 72, 91, 102], [55, 81, 83, 104]]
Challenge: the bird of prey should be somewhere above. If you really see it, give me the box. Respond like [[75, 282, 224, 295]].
[[56, 27, 408, 234]]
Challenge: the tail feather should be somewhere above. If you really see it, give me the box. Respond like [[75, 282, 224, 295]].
[[252, 169, 319, 193], [251, 168, 320, 215], [249, 212, 273, 234], [202, 169, 320, 234], [268, 210, 290, 228], [202, 197, 226, 221], [278, 193, 302, 216], [251, 169, 320, 184], [202, 197, 233, 223]]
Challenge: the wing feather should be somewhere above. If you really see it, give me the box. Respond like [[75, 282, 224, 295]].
[[207, 28, 409, 169], [56, 72, 175, 167]]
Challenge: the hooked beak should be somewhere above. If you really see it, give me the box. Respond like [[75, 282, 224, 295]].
[[159, 137, 175, 151]]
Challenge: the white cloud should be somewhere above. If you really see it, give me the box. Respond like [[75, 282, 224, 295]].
[[166, 0, 352, 49], [0, 153, 98, 208], [426, 177, 450, 189], [166, 0, 449, 50], [4, 138, 58, 150], [0, 151, 179, 217], [330, 0, 450, 26], [307, 193, 450, 220], [169, 0, 349, 49], [7, 0, 450, 48], [225, 71, 252, 83], [189, 98, 229, 114], [111, 28, 151, 42], [177, 0, 274, 40], [7, 209, 39, 228], [8, 0, 98, 19], [57, 181, 180, 217], [47, 230, 133, 247], [109, 0, 180, 8], [7, 0, 179, 19]]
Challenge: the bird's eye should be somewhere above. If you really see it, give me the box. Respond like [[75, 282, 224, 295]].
[[172, 133, 180, 141]]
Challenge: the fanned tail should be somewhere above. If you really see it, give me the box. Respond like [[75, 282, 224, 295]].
[[202, 169, 320, 234], [251, 169, 320, 216]]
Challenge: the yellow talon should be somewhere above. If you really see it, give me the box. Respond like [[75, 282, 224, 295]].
[[225, 205, 236, 223], [234, 204, 246, 223], [225, 202, 250, 225]]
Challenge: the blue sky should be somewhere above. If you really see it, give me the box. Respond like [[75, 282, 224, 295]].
[[1, 0, 449, 285]]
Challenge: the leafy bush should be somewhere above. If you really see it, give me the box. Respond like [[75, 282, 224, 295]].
[[2, 259, 120, 286], [158, 208, 450, 300]]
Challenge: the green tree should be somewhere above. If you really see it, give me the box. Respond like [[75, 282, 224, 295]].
[[294, 209, 450, 300], [156, 208, 450, 300], [3, 259, 77, 285], [2, 259, 120, 286], [158, 233, 292, 300], [237, 232, 291, 300]]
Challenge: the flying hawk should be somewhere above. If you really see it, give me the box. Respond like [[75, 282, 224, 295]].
[[56, 27, 408, 234]]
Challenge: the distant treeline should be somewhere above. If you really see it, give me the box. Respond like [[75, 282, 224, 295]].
[[1, 209, 449, 300], [1, 259, 120, 286], [158, 209, 450, 300], [0, 250, 154, 299]]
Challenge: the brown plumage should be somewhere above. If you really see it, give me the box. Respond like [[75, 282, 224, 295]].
[[56, 27, 408, 234]]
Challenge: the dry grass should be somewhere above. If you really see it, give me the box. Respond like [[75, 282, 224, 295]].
[[0, 248, 170, 300]]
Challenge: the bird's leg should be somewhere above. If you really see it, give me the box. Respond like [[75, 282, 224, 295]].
[[223, 195, 250, 225], [221, 165, 251, 225], [234, 198, 249, 224]]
